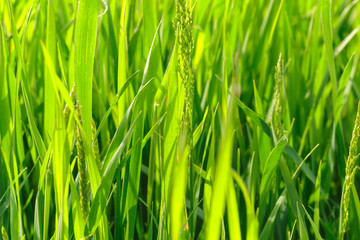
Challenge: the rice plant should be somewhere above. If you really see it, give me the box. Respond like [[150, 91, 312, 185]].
[[340, 101, 360, 239], [1, 0, 360, 239]]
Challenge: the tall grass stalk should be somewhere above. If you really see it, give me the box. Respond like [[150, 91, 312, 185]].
[[341, 101, 360, 238], [176, 0, 194, 159], [273, 54, 284, 139], [76, 103, 89, 221], [175, 0, 195, 236]]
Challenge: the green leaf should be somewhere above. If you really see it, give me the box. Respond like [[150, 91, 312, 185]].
[[334, 27, 360, 57], [226, 177, 241, 240], [74, 0, 100, 193], [160, 42, 179, 227], [259, 192, 287, 240], [123, 20, 163, 239], [232, 170, 259, 240], [95, 70, 139, 141], [314, 160, 322, 230], [43, 0, 57, 138], [260, 136, 287, 206], [302, 204, 323, 240], [21, 83, 46, 161], [69, 167, 84, 239], [297, 203, 309, 240], [279, 158, 309, 239], [85, 113, 140, 235], [193, 107, 209, 147], [206, 105, 235, 240], [253, 81, 271, 171], [351, 185, 360, 234], [321, 0, 337, 112], [229, 89, 272, 137], [335, 53, 354, 124], [0, 25, 12, 165], [170, 142, 189, 240], [117, 0, 129, 120]]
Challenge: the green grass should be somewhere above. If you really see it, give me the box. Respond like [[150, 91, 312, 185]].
[[1, 0, 360, 239]]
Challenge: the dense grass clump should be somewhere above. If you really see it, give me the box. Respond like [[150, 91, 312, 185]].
[[1, 0, 360, 239]]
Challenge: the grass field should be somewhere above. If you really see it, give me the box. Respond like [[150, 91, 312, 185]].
[[1, 0, 360, 239]]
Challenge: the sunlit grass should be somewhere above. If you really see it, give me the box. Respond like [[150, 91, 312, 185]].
[[1, 0, 360, 239]]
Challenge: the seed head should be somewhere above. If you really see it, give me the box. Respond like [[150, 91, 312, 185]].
[[76, 103, 89, 220], [273, 54, 284, 138], [176, 0, 194, 159], [341, 101, 360, 237]]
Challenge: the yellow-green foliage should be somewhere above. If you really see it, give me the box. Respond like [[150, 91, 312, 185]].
[[1, 0, 360, 239], [1, 226, 9, 240]]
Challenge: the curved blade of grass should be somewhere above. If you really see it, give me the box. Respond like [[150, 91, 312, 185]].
[[0, 25, 12, 167], [142, 112, 166, 149], [20, 83, 46, 161], [321, 0, 337, 112], [206, 107, 234, 240], [335, 53, 354, 124], [193, 106, 208, 147], [259, 192, 287, 240], [10, 186, 20, 239], [334, 27, 360, 57], [170, 142, 189, 240], [143, 0, 163, 80], [260, 147, 320, 239], [95, 70, 140, 141], [253, 0, 275, 69], [285, 146, 324, 193], [85, 112, 140, 235], [203, 105, 218, 222], [37, 142, 52, 192], [34, 191, 44, 240], [302, 204, 323, 240], [53, 90, 70, 240], [267, 0, 283, 47], [44, 0, 56, 138], [260, 136, 287, 207], [70, 170, 85, 239], [74, 0, 99, 183], [232, 170, 259, 240], [314, 160, 322, 229], [101, 78, 153, 173], [297, 203, 309, 240], [279, 158, 309, 239], [339, 183, 345, 239], [158, 41, 179, 238], [351, 185, 360, 233], [124, 20, 163, 239], [117, 0, 128, 120], [227, 177, 241, 240], [7, 0, 26, 163], [42, 164, 52, 240], [0, 159, 28, 215], [253, 80, 271, 171], [228, 88, 272, 137]]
